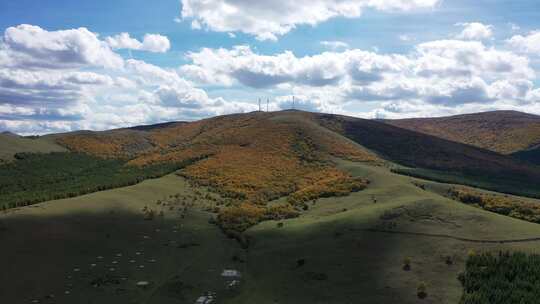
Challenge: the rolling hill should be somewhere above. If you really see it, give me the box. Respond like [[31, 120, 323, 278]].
[[3, 110, 538, 214], [2, 110, 540, 303], [49, 111, 540, 197], [385, 110, 540, 155]]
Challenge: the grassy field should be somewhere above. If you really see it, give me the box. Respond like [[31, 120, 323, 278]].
[[0, 174, 244, 304], [0, 133, 66, 162], [2, 161, 540, 303]]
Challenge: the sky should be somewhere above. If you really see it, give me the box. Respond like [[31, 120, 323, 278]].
[[1, 0, 540, 134]]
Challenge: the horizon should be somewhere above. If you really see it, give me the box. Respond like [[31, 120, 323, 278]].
[[3, 108, 537, 137], [1, 1, 540, 135]]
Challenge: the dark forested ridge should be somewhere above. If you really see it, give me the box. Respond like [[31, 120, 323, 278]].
[[316, 113, 540, 198]]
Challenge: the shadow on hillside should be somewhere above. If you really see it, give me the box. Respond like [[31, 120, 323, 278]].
[[0, 208, 241, 304], [242, 213, 432, 304]]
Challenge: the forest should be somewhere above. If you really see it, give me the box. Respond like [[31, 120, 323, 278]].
[[459, 252, 540, 304], [0, 152, 187, 210]]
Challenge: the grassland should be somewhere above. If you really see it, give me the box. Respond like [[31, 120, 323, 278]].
[[0, 133, 67, 162], [2, 160, 540, 303], [0, 174, 244, 304]]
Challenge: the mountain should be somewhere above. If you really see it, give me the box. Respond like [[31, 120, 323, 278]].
[[3, 110, 540, 304], [385, 110, 540, 155], [56, 111, 381, 205], [1, 131, 20, 137], [54, 110, 540, 198]]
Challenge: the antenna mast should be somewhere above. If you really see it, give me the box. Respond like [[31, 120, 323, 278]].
[[258, 98, 261, 112], [292, 96, 295, 110], [266, 98, 269, 112]]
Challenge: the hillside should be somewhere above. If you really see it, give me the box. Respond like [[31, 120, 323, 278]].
[[385, 111, 540, 155], [3, 160, 540, 304], [512, 145, 540, 165], [3, 110, 540, 303], [0, 132, 67, 162], [52, 110, 540, 200], [316, 113, 540, 197]]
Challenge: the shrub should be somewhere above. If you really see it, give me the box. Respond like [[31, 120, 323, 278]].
[[417, 282, 428, 299], [403, 257, 412, 271], [144, 209, 155, 220], [448, 187, 540, 224]]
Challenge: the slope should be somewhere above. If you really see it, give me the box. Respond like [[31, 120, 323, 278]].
[[2, 160, 540, 304], [385, 110, 540, 155], [0, 132, 67, 162], [511, 145, 540, 165], [316, 113, 540, 197]]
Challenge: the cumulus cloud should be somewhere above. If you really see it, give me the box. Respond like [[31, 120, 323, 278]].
[[2, 24, 123, 69], [106, 33, 171, 53], [2, 21, 540, 134], [0, 25, 252, 135], [180, 0, 441, 40], [455, 22, 493, 40], [507, 31, 540, 54], [181, 38, 537, 115]]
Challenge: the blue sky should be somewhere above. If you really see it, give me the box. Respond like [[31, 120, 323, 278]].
[[0, 0, 540, 134]]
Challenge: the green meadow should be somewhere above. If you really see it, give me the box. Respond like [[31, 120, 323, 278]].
[[2, 161, 540, 303]]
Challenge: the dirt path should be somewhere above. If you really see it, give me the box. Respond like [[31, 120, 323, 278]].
[[361, 228, 540, 244]]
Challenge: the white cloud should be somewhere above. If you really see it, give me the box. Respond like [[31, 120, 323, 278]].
[[0, 25, 252, 135], [2, 22, 540, 134], [180, 0, 441, 41], [181, 39, 537, 114], [321, 40, 349, 50], [455, 22, 493, 40], [3, 24, 123, 69], [507, 31, 540, 54], [106, 33, 171, 53]]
